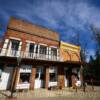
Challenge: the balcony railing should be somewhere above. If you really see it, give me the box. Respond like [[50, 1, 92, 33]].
[[0, 48, 60, 61]]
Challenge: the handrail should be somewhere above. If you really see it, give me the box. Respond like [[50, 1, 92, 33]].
[[0, 48, 60, 61]]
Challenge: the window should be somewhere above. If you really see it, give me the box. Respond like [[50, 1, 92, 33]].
[[0, 69, 2, 79], [0, 64, 4, 79], [35, 68, 40, 79], [40, 45, 47, 54], [51, 48, 57, 56], [40, 73, 45, 80], [35, 73, 39, 79], [50, 73, 57, 82], [29, 43, 34, 53], [49, 67, 57, 82], [11, 39, 20, 51], [19, 73, 31, 83], [35, 45, 38, 53], [35, 67, 45, 80]]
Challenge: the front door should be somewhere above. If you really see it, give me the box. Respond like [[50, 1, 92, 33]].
[[64, 67, 71, 87], [0, 67, 13, 90], [34, 67, 45, 89], [64, 68, 69, 87]]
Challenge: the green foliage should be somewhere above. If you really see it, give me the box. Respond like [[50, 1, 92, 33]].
[[82, 51, 100, 83], [89, 52, 100, 81], [83, 65, 89, 77]]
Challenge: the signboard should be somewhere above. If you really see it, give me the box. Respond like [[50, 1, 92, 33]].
[[49, 82, 57, 87], [20, 65, 32, 73], [49, 67, 57, 73], [16, 83, 30, 89]]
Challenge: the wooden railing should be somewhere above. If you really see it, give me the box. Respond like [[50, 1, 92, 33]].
[[0, 48, 60, 61]]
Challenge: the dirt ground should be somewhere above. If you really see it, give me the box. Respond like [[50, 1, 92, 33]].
[[1, 86, 100, 100]]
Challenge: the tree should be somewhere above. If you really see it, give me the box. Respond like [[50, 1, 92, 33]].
[[89, 52, 100, 85], [70, 33, 89, 89], [86, 25, 100, 85], [70, 33, 88, 62], [90, 25, 100, 53]]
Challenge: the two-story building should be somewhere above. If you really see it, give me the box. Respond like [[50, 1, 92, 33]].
[[0, 17, 83, 91]]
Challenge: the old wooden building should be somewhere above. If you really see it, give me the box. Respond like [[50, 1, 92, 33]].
[[0, 17, 82, 91]]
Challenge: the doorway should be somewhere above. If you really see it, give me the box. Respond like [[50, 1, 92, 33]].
[[34, 67, 45, 89], [64, 67, 72, 87], [0, 66, 13, 90]]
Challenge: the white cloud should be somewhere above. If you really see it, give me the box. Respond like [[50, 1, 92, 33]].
[[0, 0, 99, 51], [31, 0, 100, 31], [1, 0, 100, 31]]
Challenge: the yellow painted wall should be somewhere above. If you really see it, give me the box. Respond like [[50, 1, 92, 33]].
[[60, 41, 81, 61]]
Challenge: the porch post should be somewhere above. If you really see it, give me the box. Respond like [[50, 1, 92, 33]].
[[71, 68, 78, 89], [45, 66, 49, 89], [80, 65, 86, 92], [30, 66, 36, 90], [80, 65, 83, 85], [33, 44, 37, 57], [46, 47, 49, 59], [57, 66, 65, 89], [1, 39, 9, 56], [37, 44, 40, 57], [57, 48, 60, 61], [71, 74, 76, 88], [10, 66, 20, 94], [48, 47, 51, 60], [17, 41, 22, 56]]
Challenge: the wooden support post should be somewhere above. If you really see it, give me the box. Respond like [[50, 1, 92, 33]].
[[80, 66, 83, 87], [45, 66, 49, 89], [80, 65, 86, 92], [71, 74, 77, 89], [10, 66, 19, 97], [91, 78, 94, 91], [57, 66, 65, 89], [30, 67, 36, 90]]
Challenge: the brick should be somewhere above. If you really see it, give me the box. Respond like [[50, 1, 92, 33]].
[[30, 67, 36, 90], [5, 29, 59, 51], [45, 66, 49, 89], [8, 17, 59, 41], [57, 66, 65, 89]]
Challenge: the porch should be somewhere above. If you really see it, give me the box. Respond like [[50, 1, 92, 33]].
[[0, 57, 82, 91]]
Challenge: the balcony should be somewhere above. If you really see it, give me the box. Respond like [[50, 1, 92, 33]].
[[0, 48, 60, 61]]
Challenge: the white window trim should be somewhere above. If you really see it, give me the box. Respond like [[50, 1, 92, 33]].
[[26, 40, 35, 43], [50, 46, 58, 48], [9, 37, 21, 41], [39, 43, 47, 46]]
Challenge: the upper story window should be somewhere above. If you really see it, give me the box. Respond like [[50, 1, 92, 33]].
[[51, 48, 57, 56], [0, 69, 2, 79], [40, 45, 47, 55], [0, 64, 4, 79], [29, 43, 34, 53], [11, 39, 20, 51]]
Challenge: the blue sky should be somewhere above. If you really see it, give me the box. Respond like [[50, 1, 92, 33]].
[[0, 0, 100, 58]]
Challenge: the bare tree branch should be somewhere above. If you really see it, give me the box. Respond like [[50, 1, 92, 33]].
[[90, 24, 100, 53]]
